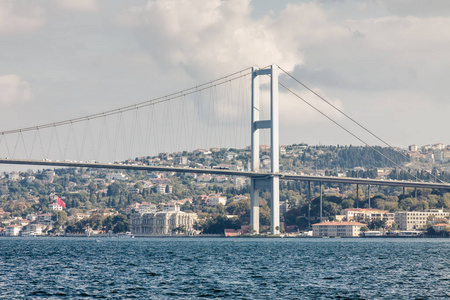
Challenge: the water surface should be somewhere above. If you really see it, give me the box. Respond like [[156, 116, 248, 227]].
[[1, 237, 449, 299]]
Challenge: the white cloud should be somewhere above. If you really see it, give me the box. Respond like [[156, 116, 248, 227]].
[[0, 75, 33, 107], [57, 0, 98, 12], [0, 3, 45, 35], [118, 0, 306, 78]]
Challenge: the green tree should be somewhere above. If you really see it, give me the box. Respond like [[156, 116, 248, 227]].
[[107, 182, 121, 197], [52, 211, 68, 230]]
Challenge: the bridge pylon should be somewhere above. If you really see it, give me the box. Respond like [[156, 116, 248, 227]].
[[250, 65, 280, 235]]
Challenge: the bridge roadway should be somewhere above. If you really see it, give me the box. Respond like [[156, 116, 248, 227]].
[[1, 158, 449, 190]]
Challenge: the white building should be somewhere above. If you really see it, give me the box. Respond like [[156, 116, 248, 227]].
[[207, 195, 227, 206], [174, 156, 188, 165], [343, 208, 394, 226], [138, 202, 157, 213], [106, 173, 128, 181], [22, 224, 45, 236], [156, 184, 172, 194], [395, 209, 450, 230], [5, 225, 22, 236], [130, 206, 198, 236], [312, 221, 365, 237], [49, 203, 64, 211], [408, 144, 418, 152]]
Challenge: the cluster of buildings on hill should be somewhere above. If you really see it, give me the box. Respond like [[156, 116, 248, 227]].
[[1, 143, 450, 238], [0, 206, 117, 237], [408, 143, 450, 163]]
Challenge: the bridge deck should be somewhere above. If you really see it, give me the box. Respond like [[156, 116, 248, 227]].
[[1, 159, 449, 190]]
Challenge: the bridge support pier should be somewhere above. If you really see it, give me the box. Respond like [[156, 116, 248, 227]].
[[356, 184, 359, 208], [319, 182, 323, 222], [250, 179, 260, 234], [308, 181, 311, 229], [250, 65, 280, 235]]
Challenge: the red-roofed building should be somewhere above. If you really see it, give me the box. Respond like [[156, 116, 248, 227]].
[[432, 223, 450, 232], [312, 221, 366, 237], [224, 229, 239, 237]]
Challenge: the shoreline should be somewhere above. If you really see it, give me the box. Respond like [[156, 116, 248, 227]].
[[1, 234, 449, 239]]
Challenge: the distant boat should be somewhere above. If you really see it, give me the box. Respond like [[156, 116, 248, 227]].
[[116, 232, 134, 238], [20, 232, 36, 237]]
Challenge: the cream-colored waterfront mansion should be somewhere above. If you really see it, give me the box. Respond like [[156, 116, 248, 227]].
[[130, 204, 198, 236], [312, 221, 365, 237]]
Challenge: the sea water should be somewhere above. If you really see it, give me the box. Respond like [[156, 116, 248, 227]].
[[1, 237, 449, 299]]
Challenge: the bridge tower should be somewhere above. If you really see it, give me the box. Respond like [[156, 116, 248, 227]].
[[250, 65, 280, 235]]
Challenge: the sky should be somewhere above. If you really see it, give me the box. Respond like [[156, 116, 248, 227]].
[[1, 0, 450, 158]]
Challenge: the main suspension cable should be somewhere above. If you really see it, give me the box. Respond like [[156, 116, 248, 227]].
[[278, 81, 425, 183], [0, 67, 252, 136], [278, 66, 447, 185]]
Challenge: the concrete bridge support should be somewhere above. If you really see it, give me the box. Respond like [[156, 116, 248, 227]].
[[250, 65, 280, 234]]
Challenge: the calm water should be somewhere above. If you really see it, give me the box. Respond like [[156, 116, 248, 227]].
[[0, 237, 449, 299]]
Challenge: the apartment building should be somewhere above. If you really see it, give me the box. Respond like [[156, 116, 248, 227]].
[[395, 209, 450, 230]]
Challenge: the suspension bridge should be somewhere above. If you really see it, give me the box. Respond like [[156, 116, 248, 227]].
[[0, 64, 449, 234]]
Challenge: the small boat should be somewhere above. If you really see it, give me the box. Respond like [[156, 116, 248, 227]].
[[116, 232, 135, 238]]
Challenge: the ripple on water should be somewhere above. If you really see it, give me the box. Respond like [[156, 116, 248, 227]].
[[0, 237, 449, 299]]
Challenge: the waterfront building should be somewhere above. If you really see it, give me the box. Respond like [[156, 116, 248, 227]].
[[432, 223, 450, 232], [224, 229, 240, 236], [343, 208, 394, 226], [130, 205, 197, 236], [395, 209, 450, 230], [5, 225, 22, 236], [22, 224, 45, 236], [312, 221, 365, 237]]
